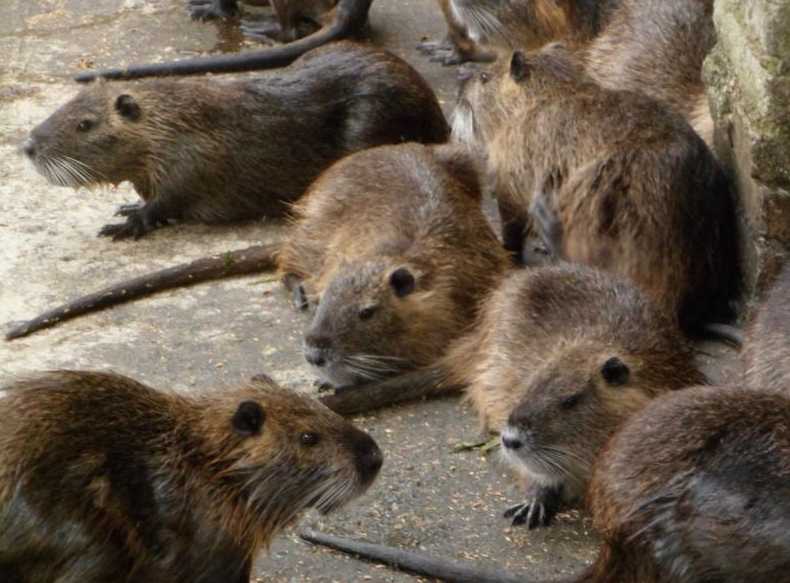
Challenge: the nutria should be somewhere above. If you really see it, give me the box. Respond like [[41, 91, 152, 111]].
[[419, 0, 619, 65], [453, 44, 741, 334], [0, 370, 382, 583], [75, 0, 371, 81], [743, 265, 790, 391], [446, 264, 706, 526], [25, 42, 448, 240], [583, 0, 715, 145], [8, 143, 509, 395], [302, 386, 790, 583]]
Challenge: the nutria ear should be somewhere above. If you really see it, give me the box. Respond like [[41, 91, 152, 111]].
[[232, 400, 265, 436], [510, 51, 531, 83], [601, 357, 630, 386], [115, 94, 141, 121], [389, 267, 416, 298]]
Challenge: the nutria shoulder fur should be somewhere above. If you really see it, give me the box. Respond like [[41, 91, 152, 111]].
[[453, 44, 741, 334], [25, 42, 448, 240], [279, 142, 510, 387], [302, 386, 790, 583], [448, 263, 705, 525], [0, 370, 381, 583], [419, 0, 619, 65], [743, 265, 790, 391], [76, 0, 371, 81]]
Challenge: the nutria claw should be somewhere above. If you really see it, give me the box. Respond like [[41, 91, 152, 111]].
[[187, 0, 238, 20], [504, 485, 563, 529], [115, 202, 144, 217]]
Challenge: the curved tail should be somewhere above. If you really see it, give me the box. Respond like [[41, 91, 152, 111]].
[[300, 529, 528, 583], [74, 0, 373, 82], [5, 243, 278, 341], [319, 366, 462, 416]]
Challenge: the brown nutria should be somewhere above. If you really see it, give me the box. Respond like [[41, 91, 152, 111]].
[[0, 370, 382, 583], [75, 0, 371, 81], [188, 0, 336, 45], [445, 263, 706, 526], [419, 0, 619, 65], [7, 143, 509, 395], [25, 42, 448, 240], [452, 44, 741, 334], [743, 264, 790, 391], [583, 0, 716, 145], [302, 386, 790, 583]]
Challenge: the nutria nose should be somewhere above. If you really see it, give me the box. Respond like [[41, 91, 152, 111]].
[[502, 435, 524, 450], [304, 335, 332, 367], [304, 347, 327, 367], [347, 428, 383, 484], [22, 138, 36, 158]]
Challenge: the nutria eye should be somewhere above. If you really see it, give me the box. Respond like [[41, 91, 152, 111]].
[[480, 72, 491, 84], [301, 432, 320, 446], [560, 394, 581, 410], [77, 120, 94, 132], [358, 306, 377, 320]]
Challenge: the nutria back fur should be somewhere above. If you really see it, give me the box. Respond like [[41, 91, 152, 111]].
[[26, 42, 448, 239], [278, 142, 510, 387], [744, 265, 790, 392], [445, 264, 705, 503], [584, 0, 715, 144], [0, 370, 381, 583], [453, 44, 741, 334]]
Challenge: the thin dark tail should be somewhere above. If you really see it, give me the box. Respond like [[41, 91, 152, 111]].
[[319, 367, 461, 416], [300, 530, 527, 583], [74, 0, 372, 81], [5, 244, 278, 341]]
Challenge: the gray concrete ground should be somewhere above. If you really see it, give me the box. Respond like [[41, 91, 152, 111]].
[[0, 1, 738, 582]]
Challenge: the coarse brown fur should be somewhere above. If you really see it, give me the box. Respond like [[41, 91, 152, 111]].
[[0, 370, 382, 583], [278, 142, 510, 387], [743, 265, 790, 392], [453, 44, 741, 334], [25, 42, 448, 240], [583, 0, 716, 145], [306, 386, 790, 583], [443, 264, 705, 525], [420, 0, 618, 65]]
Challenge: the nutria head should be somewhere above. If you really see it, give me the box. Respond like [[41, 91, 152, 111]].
[[22, 82, 149, 189], [498, 342, 676, 500], [302, 258, 459, 387], [204, 374, 383, 525], [451, 44, 583, 149]]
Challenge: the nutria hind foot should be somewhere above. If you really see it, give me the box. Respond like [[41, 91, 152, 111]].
[[504, 484, 564, 529], [188, 0, 239, 20]]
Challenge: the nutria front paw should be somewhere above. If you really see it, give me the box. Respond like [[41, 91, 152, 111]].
[[504, 484, 563, 529], [416, 39, 466, 66], [98, 213, 156, 241], [187, 0, 238, 20], [240, 19, 291, 43], [115, 202, 143, 217]]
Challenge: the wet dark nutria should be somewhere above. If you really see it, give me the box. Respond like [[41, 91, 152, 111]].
[[75, 0, 371, 81], [302, 386, 790, 583], [453, 44, 741, 334], [446, 264, 706, 526], [583, 0, 716, 144], [419, 0, 619, 65], [24, 42, 448, 240], [743, 265, 790, 391], [8, 144, 509, 393], [0, 370, 382, 583]]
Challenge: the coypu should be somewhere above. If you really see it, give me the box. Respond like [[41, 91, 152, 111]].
[[75, 0, 371, 81], [0, 370, 382, 583], [302, 386, 790, 583], [453, 44, 741, 334], [24, 42, 448, 240], [419, 0, 619, 65], [445, 264, 706, 526], [583, 0, 716, 144], [743, 265, 790, 391], [8, 142, 509, 397], [189, 0, 337, 45]]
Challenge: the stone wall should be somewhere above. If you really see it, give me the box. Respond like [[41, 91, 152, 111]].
[[705, 0, 790, 298]]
